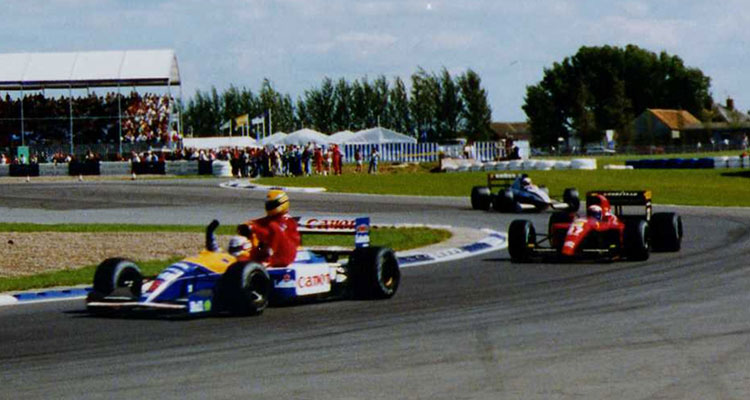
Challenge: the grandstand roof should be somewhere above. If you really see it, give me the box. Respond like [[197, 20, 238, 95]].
[[0, 49, 180, 90]]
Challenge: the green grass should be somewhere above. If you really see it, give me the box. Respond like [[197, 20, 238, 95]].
[[0, 224, 450, 292], [255, 155, 750, 206]]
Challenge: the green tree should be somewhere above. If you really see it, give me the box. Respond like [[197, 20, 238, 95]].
[[523, 44, 712, 146], [410, 67, 439, 141], [457, 69, 492, 141], [387, 77, 411, 135], [436, 68, 463, 140]]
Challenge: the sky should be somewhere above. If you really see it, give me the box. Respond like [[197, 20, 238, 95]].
[[2, 0, 749, 122]]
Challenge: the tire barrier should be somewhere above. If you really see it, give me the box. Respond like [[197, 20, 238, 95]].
[[131, 161, 166, 175], [0, 164, 8, 177], [9, 164, 39, 177], [212, 160, 232, 177], [68, 161, 101, 176], [624, 157, 748, 169], [440, 158, 597, 172], [38, 163, 69, 177]]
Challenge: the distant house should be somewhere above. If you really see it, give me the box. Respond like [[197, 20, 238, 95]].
[[490, 122, 530, 141], [632, 109, 700, 144], [682, 98, 750, 146]]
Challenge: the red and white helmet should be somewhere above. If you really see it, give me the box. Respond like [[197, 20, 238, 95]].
[[587, 205, 603, 220]]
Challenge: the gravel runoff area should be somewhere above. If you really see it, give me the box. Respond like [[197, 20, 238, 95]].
[[0, 232, 234, 278], [0, 226, 482, 278]]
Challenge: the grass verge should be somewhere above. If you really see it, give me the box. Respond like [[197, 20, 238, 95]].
[[255, 159, 750, 206]]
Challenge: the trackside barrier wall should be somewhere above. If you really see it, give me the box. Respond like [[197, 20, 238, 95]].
[[440, 158, 595, 172], [100, 162, 131, 175], [341, 141, 503, 164], [1, 161, 228, 177], [625, 157, 750, 169], [38, 163, 68, 176]]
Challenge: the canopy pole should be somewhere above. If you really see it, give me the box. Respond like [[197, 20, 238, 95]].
[[69, 85, 74, 155], [117, 83, 122, 156], [20, 86, 25, 147]]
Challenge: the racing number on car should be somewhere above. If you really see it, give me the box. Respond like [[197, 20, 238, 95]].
[[568, 221, 585, 237]]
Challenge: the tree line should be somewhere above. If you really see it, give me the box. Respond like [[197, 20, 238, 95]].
[[181, 68, 493, 142], [523, 44, 713, 147]]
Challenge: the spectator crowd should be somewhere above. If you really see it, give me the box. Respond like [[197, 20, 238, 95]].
[[0, 92, 177, 148]]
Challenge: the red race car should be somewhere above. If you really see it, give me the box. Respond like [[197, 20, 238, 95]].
[[507, 190, 682, 262]]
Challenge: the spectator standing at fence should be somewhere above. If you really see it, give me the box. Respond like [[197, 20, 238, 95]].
[[314, 146, 323, 175], [368, 147, 379, 174], [354, 148, 362, 172], [332, 144, 343, 175]]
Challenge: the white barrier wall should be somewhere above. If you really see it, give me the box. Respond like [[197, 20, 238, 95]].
[[441, 158, 597, 172], [38, 163, 68, 176], [0, 164, 9, 177], [212, 160, 232, 177], [100, 161, 132, 176]]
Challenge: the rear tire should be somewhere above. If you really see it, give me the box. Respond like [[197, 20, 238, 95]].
[[347, 246, 400, 299], [651, 212, 682, 252], [215, 262, 272, 315], [624, 219, 650, 261], [89, 258, 142, 300], [470, 186, 492, 210], [508, 220, 536, 262], [563, 188, 580, 212]]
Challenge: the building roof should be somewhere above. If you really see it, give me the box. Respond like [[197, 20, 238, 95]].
[[648, 109, 700, 130], [0, 50, 180, 89], [490, 122, 529, 140]]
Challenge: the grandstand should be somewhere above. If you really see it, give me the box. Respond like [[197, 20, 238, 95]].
[[0, 50, 181, 156]]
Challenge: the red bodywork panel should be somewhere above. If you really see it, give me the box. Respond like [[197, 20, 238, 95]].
[[551, 196, 625, 256]]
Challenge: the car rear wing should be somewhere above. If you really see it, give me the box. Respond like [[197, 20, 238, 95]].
[[295, 216, 371, 249], [487, 173, 519, 189], [586, 190, 652, 220]]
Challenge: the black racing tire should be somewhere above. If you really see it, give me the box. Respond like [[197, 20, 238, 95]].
[[215, 262, 272, 315], [563, 188, 580, 212], [508, 220, 536, 262], [651, 212, 683, 252], [493, 188, 519, 212], [624, 219, 650, 261], [470, 186, 492, 210], [90, 258, 143, 300], [347, 246, 400, 299]]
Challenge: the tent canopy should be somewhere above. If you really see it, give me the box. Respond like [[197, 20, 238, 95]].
[[328, 130, 355, 144], [182, 136, 258, 150], [345, 127, 417, 144], [0, 49, 180, 90], [280, 128, 331, 146], [261, 131, 288, 145]]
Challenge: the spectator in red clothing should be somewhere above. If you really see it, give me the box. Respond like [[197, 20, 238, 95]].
[[237, 189, 300, 268], [332, 144, 343, 175]]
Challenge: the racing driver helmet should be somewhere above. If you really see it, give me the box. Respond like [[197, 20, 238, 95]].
[[228, 236, 252, 256], [521, 176, 532, 187], [265, 189, 290, 217], [587, 204, 603, 221]]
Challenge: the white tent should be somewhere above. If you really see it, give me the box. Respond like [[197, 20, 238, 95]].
[[280, 128, 331, 146], [328, 130, 355, 144], [182, 136, 258, 149], [261, 131, 288, 145], [346, 127, 417, 144]]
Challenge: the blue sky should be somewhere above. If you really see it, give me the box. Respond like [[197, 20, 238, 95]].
[[2, 0, 748, 121]]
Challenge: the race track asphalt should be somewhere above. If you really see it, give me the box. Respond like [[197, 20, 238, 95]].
[[1, 178, 750, 399]]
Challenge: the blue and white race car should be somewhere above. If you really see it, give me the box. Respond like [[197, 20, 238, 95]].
[[471, 173, 580, 213], [86, 217, 400, 316]]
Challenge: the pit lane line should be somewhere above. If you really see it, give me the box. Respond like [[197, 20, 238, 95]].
[[0, 227, 507, 307]]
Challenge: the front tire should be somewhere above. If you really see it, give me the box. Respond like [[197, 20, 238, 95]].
[[493, 188, 520, 212], [215, 262, 272, 315], [508, 220, 536, 262], [347, 246, 400, 299], [89, 258, 143, 300]]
